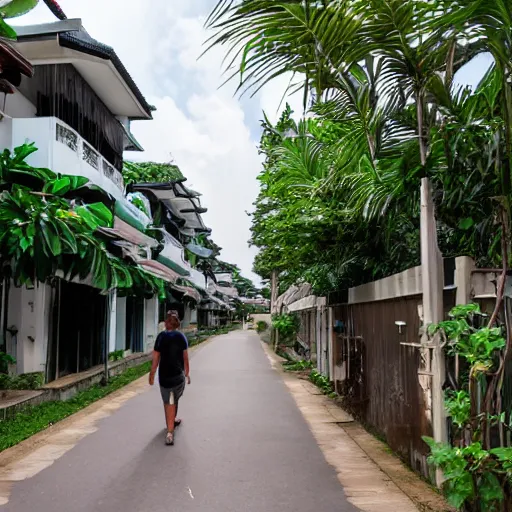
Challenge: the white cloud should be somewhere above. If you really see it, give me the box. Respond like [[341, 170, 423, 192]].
[[15, 0, 293, 285]]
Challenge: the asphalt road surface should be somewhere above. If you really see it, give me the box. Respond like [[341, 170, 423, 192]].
[[3, 331, 358, 512]]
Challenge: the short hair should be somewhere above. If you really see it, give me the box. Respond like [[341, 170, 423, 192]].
[[165, 310, 180, 329]]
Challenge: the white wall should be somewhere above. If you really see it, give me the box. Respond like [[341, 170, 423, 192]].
[[108, 290, 117, 353], [3, 89, 37, 119], [182, 304, 192, 328], [0, 117, 12, 152], [115, 296, 127, 351], [7, 282, 50, 375], [144, 296, 158, 353]]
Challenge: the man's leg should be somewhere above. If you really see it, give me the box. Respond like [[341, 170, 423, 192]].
[[175, 401, 181, 426], [164, 403, 177, 432], [160, 387, 177, 444]]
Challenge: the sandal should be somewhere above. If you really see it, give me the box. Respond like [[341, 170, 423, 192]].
[[165, 431, 174, 446]]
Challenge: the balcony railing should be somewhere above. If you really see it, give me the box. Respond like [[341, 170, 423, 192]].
[[11, 116, 124, 199]]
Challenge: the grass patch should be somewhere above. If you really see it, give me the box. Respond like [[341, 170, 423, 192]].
[[309, 369, 336, 397], [0, 362, 151, 453]]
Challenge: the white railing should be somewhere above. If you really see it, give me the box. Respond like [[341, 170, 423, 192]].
[[11, 116, 125, 199]]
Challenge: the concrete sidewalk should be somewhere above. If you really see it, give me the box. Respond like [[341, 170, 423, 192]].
[[262, 342, 451, 512]]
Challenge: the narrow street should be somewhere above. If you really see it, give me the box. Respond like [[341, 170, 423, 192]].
[[1, 331, 359, 512]]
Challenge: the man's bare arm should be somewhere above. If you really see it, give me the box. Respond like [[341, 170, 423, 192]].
[[149, 350, 160, 386], [183, 350, 190, 384]]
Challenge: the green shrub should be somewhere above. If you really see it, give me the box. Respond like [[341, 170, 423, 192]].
[[0, 351, 15, 374], [272, 313, 299, 342], [108, 350, 124, 362], [0, 371, 44, 390], [256, 320, 268, 333], [283, 360, 314, 372], [309, 369, 334, 395]]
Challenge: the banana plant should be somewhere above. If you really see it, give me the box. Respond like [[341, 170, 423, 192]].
[[0, 0, 38, 39]]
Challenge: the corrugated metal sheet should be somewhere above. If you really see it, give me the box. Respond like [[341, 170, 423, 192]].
[[332, 290, 456, 476]]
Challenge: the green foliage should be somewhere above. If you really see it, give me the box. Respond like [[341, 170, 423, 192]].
[[128, 196, 149, 216], [282, 359, 314, 372], [425, 303, 511, 509], [0, 0, 38, 39], [108, 350, 124, 362], [422, 437, 511, 510], [0, 351, 15, 373], [205, 2, 512, 508], [256, 320, 268, 333], [0, 371, 44, 390], [309, 369, 334, 395], [123, 161, 184, 185], [271, 313, 299, 341], [445, 390, 471, 429]]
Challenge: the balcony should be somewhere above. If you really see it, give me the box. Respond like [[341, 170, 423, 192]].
[[10, 116, 124, 200], [156, 230, 191, 277]]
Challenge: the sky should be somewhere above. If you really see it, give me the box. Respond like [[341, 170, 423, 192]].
[[15, 0, 304, 286]]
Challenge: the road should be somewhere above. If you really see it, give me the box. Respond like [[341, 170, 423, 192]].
[[2, 331, 358, 512]]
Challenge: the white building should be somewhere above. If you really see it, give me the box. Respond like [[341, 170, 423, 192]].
[[1, 19, 161, 382]]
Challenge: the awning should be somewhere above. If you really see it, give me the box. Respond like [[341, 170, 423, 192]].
[[186, 243, 213, 259], [241, 298, 270, 306], [214, 272, 232, 285], [114, 197, 151, 233], [131, 182, 210, 236], [187, 267, 207, 291], [137, 259, 180, 283], [171, 283, 201, 303], [201, 294, 228, 310], [107, 217, 158, 248], [207, 280, 239, 299]]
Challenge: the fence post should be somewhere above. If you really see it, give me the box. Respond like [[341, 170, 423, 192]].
[[420, 178, 448, 486]]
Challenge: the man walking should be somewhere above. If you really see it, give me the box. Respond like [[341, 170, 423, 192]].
[[149, 311, 191, 445]]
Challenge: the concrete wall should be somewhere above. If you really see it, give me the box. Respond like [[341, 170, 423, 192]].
[[115, 297, 127, 352], [108, 291, 117, 353], [144, 296, 158, 353], [347, 265, 423, 304], [3, 89, 37, 119], [7, 282, 51, 375], [250, 313, 271, 326]]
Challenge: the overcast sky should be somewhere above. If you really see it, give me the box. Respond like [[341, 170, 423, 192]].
[[17, 0, 304, 285]]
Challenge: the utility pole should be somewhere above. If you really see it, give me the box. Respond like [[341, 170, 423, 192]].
[[420, 177, 447, 486]]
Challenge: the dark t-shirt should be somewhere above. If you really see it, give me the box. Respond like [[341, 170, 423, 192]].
[[154, 330, 188, 388]]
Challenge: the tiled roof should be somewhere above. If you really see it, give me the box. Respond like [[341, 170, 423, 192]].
[[59, 30, 154, 119]]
